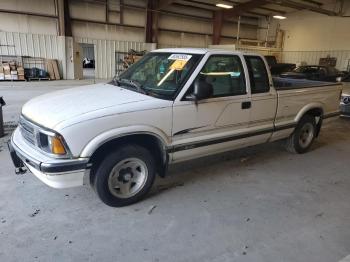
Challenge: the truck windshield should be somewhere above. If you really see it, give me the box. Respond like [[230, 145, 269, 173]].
[[112, 52, 201, 100]]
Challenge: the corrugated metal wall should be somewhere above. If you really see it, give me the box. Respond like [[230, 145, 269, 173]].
[[281, 51, 350, 71], [0, 31, 64, 59], [0, 31, 154, 79], [72, 38, 154, 79]]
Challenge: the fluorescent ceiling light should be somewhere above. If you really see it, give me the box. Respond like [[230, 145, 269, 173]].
[[273, 15, 287, 19], [216, 3, 233, 9]]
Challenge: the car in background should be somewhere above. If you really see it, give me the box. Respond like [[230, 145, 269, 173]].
[[280, 65, 344, 82], [83, 58, 95, 68], [264, 55, 296, 75], [340, 74, 350, 117]]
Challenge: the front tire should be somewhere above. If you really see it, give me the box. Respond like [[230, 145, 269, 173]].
[[285, 115, 316, 154], [93, 144, 156, 207]]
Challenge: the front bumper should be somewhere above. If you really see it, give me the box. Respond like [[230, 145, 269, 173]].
[[9, 128, 90, 188]]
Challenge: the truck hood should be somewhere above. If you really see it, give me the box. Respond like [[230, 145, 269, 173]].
[[22, 83, 155, 129]]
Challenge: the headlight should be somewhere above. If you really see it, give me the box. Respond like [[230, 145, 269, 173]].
[[38, 132, 67, 155]]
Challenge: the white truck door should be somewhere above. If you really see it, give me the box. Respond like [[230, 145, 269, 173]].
[[244, 55, 277, 143], [171, 54, 251, 162]]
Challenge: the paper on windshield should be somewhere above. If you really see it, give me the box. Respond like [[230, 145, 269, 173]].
[[170, 60, 188, 70], [168, 54, 192, 71], [168, 54, 192, 61]]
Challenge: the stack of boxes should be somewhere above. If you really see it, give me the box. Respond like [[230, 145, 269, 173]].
[[10, 62, 18, 80], [0, 61, 25, 81], [3, 63, 11, 80], [17, 66, 24, 80], [0, 64, 3, 80]]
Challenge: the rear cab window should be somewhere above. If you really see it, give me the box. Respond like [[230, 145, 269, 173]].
[[244, 56, 270, 94]]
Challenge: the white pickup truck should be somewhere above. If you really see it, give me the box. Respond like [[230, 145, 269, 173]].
[[9, 48, 342, 207]]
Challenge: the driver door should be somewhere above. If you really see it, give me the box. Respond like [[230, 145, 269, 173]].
[[171, 54, 251, 162]]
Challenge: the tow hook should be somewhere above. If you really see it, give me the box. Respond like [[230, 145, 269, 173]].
[[15, 167, 27, 175]]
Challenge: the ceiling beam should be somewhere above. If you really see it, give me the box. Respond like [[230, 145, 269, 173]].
[[158, 0, 175, 10], [0, 8, 58, 19], [267, 0, 338, 16], [300, 0, 323, 7], [222, 0, 269, 19], [181, 0, 264, 18], [258, 6, 286, 14]]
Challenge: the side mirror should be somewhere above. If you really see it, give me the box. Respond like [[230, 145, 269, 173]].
[[336, 76, 343, 82], [186, 78, 212, 101]]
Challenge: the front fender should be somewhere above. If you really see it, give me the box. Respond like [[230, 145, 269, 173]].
[[79, 125, 171, 158]]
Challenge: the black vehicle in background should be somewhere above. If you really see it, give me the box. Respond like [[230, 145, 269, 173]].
[[264, 55, 296, 75], [280, 65, 345, 82], [83, 58, 95, 68]]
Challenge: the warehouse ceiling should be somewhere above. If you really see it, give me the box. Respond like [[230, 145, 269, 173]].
[[159, 0, 344, 17]]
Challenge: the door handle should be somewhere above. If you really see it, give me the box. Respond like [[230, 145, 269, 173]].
[[241, 101, 251, 109]]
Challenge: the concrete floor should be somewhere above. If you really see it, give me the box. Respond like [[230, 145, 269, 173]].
[[83, 68, 96, 79], [0, 80, 350, 262]]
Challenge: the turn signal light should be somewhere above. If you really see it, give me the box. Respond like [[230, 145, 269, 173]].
[[51, 136, 66, 155]]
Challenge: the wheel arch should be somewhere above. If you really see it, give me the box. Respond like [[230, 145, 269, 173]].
[[82, 128, 170, 181], [295, 103, 324, 137]]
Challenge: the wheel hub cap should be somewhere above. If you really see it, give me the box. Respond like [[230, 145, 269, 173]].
[[108, 158, 148, 198], [299, 123, 314, 148]]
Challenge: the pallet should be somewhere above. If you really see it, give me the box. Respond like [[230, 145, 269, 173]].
[[0, 79, 26, 82], [27, 78, 50, 81]]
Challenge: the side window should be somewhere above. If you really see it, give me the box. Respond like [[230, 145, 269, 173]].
[[245, 56, 270, 94], [191, 55, 246, 98]]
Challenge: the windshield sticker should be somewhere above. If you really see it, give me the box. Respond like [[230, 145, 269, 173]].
[[170, 59, 188, 71], [168, 54, 192, 61]]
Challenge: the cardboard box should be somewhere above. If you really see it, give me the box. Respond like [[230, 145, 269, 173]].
[[3, 63, 10, 75], [17, 67, 24, 75], [9, 62, 16, 71], [11, 74, 18, 80], [18, 75, 25, 80], [4, 74, 12, 80], [10, 70, 18, 75], [0, 73, 4, 80], [3, 63, 10, 71]]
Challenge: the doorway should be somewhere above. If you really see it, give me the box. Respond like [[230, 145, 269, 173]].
[[81, 43, 95, 79]]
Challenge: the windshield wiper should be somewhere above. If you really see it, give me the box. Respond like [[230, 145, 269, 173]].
[[113, 77, 147, 94]]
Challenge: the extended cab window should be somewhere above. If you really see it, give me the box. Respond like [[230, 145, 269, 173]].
[[191, 55, 246, 98], [245, 56, 270, 94]]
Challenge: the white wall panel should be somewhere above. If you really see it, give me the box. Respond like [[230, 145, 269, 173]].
[[76, 37, 155, 79], [281, 50, 350, 71], [0, 31, 63, 59]]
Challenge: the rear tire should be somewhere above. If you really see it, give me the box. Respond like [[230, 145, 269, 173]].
[[93, 144, 156, 207], [285, 115, 316, 154]]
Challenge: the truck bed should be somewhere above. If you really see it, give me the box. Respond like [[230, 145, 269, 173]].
[[273, 77, 339, 90], [272, 76, 342, 143]]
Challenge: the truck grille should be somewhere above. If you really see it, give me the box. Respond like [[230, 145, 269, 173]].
[[19, 117, 36, 145], [341, 104, 350, 114]]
